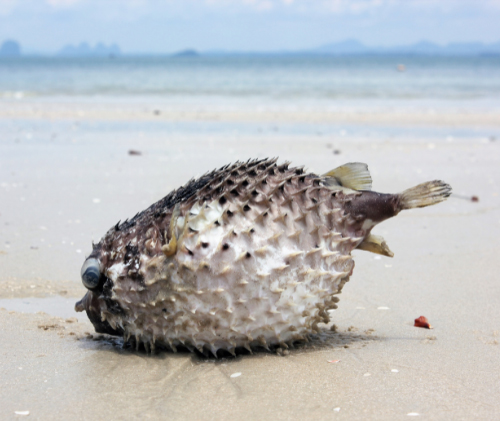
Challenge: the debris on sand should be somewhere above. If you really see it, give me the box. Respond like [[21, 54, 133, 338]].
[[451, 193, 479, 202], [14, 411, 30, 416], [414, 316, 432, 329]]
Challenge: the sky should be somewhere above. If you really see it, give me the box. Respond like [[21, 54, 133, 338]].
[[1, 0, 500, 53]]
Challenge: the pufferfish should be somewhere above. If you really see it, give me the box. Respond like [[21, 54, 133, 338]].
[[75, 158, 451, 356]]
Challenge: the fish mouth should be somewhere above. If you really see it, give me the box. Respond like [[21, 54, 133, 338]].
[[74, 291, 91, 313], [75, 291, 124, 337]]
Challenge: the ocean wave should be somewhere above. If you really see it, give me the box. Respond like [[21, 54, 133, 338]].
[[0, 90, 38, 99]]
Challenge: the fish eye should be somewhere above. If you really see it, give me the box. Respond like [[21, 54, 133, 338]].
[[81, 258, 102, 290]]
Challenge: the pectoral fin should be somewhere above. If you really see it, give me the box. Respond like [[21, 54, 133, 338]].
[[356, 234, 394, 258], [161, 204, 180, 257], [323, 162, 372, 191]]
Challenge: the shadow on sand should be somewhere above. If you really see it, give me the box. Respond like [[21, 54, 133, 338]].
[[77, 326, 381, 362]]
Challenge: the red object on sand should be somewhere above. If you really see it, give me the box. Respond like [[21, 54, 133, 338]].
[[414, 316, 432, 329]]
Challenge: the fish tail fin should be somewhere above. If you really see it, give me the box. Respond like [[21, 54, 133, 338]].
[[399, 180, 452, 210]]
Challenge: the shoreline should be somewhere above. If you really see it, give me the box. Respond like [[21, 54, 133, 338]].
[[1, 97, 500, 128]]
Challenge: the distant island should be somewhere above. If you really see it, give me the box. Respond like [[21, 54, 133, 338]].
[[58, 42, 121, 57], [172, 49, 199, 58], [0, 39, 21, 57]]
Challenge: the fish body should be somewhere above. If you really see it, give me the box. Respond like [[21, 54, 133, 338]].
[[76, 158, 451, 355]]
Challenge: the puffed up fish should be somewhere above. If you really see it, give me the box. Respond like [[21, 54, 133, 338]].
[[75, 158, 451, 355]]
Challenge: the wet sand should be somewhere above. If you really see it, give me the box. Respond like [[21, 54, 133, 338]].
[[1, 98, 499, 420]]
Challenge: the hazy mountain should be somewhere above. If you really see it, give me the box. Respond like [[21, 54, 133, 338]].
[[444, 41, 500, 55], [314, 40, 500, 55], [0, 39, 21, 57], [399, 40, 443, 54], [58, 42, 121, 57]]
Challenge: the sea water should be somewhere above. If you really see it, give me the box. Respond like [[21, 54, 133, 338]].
[[1, 54, 499, 101]]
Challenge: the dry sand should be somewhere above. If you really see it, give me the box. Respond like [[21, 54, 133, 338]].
[[1, 98, 499, 420]]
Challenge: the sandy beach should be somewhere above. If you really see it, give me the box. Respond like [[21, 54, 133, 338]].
[[1, 96, 499, 420]]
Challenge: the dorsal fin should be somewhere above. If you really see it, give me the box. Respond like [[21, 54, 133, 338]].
[[322, 162, 372, 191]]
